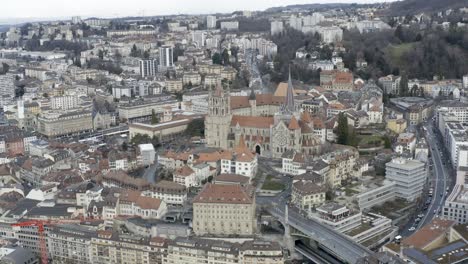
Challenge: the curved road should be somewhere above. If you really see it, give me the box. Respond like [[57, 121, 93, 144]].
[[401, 122, 454, 237]]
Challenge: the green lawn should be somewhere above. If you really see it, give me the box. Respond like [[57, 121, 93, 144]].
[[386, 42, 418, 65], [357, 135, 384, 148], [262, 175, 285, 191]]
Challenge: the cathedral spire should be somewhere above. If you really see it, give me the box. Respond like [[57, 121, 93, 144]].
[[284, 66, 295, 113], [249, 85, 256, 100], [214, 80, 224, 97]]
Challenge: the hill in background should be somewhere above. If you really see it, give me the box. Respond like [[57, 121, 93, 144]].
[[387, 0, 467, 16]]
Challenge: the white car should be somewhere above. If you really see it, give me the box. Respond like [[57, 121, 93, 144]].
[[408, 227, 416, 232]]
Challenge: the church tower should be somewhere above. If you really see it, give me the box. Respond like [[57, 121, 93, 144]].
[[248, 86, 257, 116], [205, 82, 231, 149]]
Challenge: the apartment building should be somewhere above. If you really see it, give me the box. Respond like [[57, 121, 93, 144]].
[[166, 237, 284, 264], [50, 95, 79, 110], [291, 180, 326, 211], [90, 231, 167, 264], [139, 59, 157, 78], [146, 180, 187, 206], [220, 138, 258, 179]]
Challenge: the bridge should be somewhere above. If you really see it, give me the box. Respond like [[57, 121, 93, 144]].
[[259, 196, 372, 263], [78, 125, 129, 142]]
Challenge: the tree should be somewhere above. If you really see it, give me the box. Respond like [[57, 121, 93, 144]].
[[151, 109, 159, 125], [130, 44, 140, 57], [384, 136, 392, 149], [0, 63, 9, 74], [98, 49, 104, 60], [394, 25, 405, 42], [399, 72, 409, 96], [336, 113, 349, 145], [42, 92, 49, 98], [222, 49, 230, 65], [185, 119, 205, 137], [212, 52, 222, 65], [131, 133, 160, 148]]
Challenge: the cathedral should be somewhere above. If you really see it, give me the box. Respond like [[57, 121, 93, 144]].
[[205, 72, 322, 158]]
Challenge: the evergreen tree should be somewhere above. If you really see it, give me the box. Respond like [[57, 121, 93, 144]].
[[337, 113, 349, 145], [399, 72, 409, 96], [212, 52, 222, 65], [222, 49, 230, 65], [151, 109, 159, 125], [98, 49, 104, 60]]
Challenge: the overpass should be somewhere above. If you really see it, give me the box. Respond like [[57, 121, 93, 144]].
[[78, 125, 129, 142], [261, 198, 372, 263]]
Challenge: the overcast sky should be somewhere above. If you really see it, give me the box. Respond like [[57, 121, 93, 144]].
[[1, 0, 396, 20]]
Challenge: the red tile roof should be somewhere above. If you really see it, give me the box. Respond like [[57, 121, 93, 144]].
[[193, 183, 254, 204]]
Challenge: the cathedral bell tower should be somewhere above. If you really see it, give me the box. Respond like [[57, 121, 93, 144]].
[[205, 81, 232, 149]]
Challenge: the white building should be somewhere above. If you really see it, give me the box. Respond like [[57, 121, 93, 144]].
[[139, 59, 157, 78], [303, 13, 325, 26], [220, 21, 239, 31], [289, 15, 303, 31], [443, 168, 468, 223], [138, 144, 155, 166], [281, 150, 306, 175], [271, 20, 283, 35], [206, 16, 217, 29], [356, 180, 396, 211], [220, 139, 258, 179], [395, 132, 417, 155], [463, 75, 468, 89], [159, 45, 173, 70], [320, 26, 343, 43], [145, 180, 187, 206], [0, 73, 15, 108], [192, 31, 206, 48], [50, 95, 79, 110], [385, 158, 427, 201], [311, 203, 362, 233]]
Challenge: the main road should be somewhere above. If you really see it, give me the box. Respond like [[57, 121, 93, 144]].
[[257, 190, 372, 264], [412, 122, 453, 231]]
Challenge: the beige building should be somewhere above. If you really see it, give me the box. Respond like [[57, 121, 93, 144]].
[[182, 72, 201, 86], [90, 231, 167, 264], [322, 146, 360, 188], [37, 110, 94, 137], [165, 79, 183, 92], [192, 183, 256, 236], [129, 116, 203, 141], [386, 118, 407, 134], [291, 180, 326, 211], [166, 237, 284, 264], [118, 99, 179, 121]]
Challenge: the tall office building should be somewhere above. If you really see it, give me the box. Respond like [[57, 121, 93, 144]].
[[289, 15, 302, 31], [159, 46, 173, 71], [271, 20, 283, 35], [385, 158, 426, 201], [192, 31, 206, 48], [139, 59, 157, 77], [71, 16, 82, 24], [206, 15, 217, 29]]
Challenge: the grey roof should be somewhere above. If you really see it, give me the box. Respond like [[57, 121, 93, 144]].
[[1, 246, 38, 264]]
